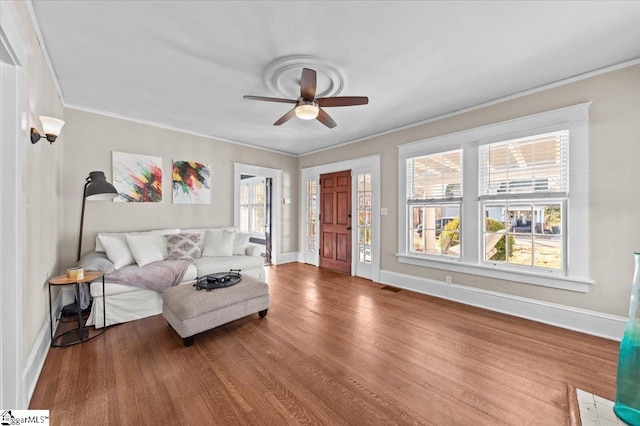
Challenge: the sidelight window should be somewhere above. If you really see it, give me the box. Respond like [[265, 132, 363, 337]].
[[356, 173, 372, 263]]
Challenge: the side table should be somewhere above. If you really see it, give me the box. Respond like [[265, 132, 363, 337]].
[[48, 271, 106, 347]]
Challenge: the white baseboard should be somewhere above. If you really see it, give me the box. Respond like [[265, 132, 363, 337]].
[[24, 290, 61, 405], [275, 252, 301, 265], [379, 270, 626, 341]]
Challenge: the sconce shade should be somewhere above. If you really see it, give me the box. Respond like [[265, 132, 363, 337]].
[[85, 171, 118, 200], [31, 115, 65, 144], [40, 116, 65, 137]]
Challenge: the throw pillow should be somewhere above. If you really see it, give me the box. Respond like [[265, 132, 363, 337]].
[[233, 232, 251, 255], [94, 228, 179, 252], [97, 234, 135, 270], [166, 233, 202, 260], [126, 233, 167, 267], [181, 227, 236, 252], [202, 229, 235, 257]]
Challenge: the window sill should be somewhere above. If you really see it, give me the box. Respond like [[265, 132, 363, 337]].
[[396, 253, 592, 293]]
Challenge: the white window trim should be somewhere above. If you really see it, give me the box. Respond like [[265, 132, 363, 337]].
[[301, 177, 319, 265], [353, 169, 374, 278], [397, 103, 591, 293], [239, 176, 267, 239]]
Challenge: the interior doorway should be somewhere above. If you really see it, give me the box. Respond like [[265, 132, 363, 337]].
[[239, 174, 272, 265], [319, 170, 352, 274]]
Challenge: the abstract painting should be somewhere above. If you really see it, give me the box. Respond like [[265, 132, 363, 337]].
[[172, 160, 211, 204], [112, 151, 162, 202]]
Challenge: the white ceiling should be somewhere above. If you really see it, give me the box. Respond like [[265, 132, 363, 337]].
[[31, 1, 640, 156]]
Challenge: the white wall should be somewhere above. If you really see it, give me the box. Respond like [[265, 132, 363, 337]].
[[1, 0, 65, 407], [59, 108, 299, 270], [300, 64, 640, 318]]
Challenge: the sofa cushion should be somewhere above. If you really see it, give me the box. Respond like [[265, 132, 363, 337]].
[[181, 227, 236, 252], [183, 263, 198, 282], [245, 243, 263, 257], [166, 233, 202, 260], [193, 255, 264, 277], [95, 228, 179, 252], [98, 234, 136, 270], [233, 232, 251, 255], [202, 229, 234, 257], [77, 251, 115, 274], [126, 233, 168, 267]]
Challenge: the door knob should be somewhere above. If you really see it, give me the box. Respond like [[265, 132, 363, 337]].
[[347, 226, 352, 230]]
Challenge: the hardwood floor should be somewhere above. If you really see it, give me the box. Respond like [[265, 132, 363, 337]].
[[30, 263, 619, 425]]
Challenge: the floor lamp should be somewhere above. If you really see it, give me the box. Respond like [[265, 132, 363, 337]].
[[77, 171, 118, 261], [63, 171, 118, 316]]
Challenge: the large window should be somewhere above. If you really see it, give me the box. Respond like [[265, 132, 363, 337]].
[[407, 150, 462, 258], [479, 131, 568, 271], [397, 103, 590, 291]]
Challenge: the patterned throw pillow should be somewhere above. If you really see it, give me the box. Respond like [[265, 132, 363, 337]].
[[165, 233, 202, 260]]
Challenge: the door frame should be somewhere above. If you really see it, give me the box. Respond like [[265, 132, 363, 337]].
[[1, 0, 29, 408], [233, 163, 281, 265], [300, 155, 381, 281]]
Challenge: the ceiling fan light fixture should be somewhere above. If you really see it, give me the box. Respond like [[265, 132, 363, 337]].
[[295, 102, 319, 120]]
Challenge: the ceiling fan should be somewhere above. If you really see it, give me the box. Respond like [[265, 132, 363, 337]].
[[243, 68, 368, 128]]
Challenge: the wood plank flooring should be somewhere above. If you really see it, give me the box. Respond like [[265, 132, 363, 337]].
[[29, 263, 619, 425]]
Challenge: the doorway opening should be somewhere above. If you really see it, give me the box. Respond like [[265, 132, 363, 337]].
[[239, 174, 272, 265]]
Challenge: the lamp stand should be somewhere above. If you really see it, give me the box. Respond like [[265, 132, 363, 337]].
[[77, 179, 90, 262], [63, 180, 91, 317], [63, 171, 117, 317]]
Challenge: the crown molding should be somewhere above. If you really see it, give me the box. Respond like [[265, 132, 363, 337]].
[[299, 57, 640, 157], [63, 103, 297, 157]]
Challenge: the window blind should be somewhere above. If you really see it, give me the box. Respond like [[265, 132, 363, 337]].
[[407, 149, 462, 203], [479, 130, 569, 199]]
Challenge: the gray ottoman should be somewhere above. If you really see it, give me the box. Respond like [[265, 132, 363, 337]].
[[162, 276, 270, 346]]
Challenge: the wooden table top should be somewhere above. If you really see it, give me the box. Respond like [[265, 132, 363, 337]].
[[48, 271, 104, 285]]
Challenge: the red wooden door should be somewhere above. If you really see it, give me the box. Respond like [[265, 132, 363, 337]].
[[320, 170, 352, 274]]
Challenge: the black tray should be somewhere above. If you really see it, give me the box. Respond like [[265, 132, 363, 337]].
[[194, 269, 241, 291]]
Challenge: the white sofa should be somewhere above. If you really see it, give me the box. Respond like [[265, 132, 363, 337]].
[[83, 227, 266, 328]]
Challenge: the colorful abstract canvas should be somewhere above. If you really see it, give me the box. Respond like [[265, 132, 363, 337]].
[[172, 160, 211, 204], [112, 151, 162, 202]]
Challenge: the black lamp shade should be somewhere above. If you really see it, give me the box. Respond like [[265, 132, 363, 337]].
[[85, 171, 118, 200], [78, 171, 117, 262]]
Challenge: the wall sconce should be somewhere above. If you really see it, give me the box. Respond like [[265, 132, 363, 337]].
[[31, 116, 65, 144]]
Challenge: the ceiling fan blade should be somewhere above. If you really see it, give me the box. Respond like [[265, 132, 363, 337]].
[[300, 68, 317, 100], [244, 95, 296, 104], [273, 108, 297, 126], [316, 108, 337, 128], [316, 96, 369, 107]]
